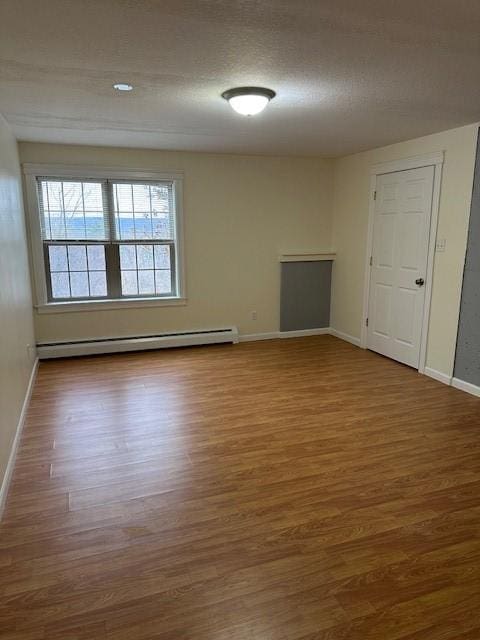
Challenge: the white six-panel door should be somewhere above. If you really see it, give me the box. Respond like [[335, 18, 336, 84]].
[[367, 166, 435, 368]]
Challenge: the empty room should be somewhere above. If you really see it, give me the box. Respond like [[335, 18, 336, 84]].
[[2, 1, 480, 638]]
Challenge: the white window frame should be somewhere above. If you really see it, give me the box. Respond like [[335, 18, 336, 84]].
[[23, 164, 186, 313]]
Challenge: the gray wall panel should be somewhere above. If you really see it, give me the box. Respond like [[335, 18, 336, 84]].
[[454, 129, 480, 386], [280, 261, 332, 332]]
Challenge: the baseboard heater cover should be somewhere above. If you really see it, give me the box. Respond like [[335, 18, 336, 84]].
[[37, 327, 239, 359]]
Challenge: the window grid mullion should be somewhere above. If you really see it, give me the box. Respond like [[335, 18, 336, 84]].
[[149, 185, 154, 239], [85, 244, 91, 297], [43, 244, 53, 301], [104, 180, 117, 242], [81, 182, 87, 241], [153, 244, 157, 294], [60, 181, 67, 241], [135, 245, 140, 295], [104, 181, 121, 298], [131, 184, 136, 241], [65, 242, 72, 298], [43, 182, 53, 240], [104, 244, 121, 298], [170, 243, 176, 296]]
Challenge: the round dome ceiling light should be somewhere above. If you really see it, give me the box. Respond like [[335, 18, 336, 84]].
[[113, 83, 133, 92], [221, 87, 276, 116]]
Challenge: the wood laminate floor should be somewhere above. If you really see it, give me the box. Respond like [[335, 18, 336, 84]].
[[1, 336, 480, 639]]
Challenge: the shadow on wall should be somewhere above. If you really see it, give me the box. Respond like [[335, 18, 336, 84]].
[[454, 127, 480, 387]]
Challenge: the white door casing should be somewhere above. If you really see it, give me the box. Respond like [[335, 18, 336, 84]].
[[367, 166, 435, 368]]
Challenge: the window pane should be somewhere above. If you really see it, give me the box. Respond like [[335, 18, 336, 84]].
[[83, 185, 104, 212], [138, 270, 155, 294], [137, 245, 153, 269], [44, 181, 62, 238], [84, 213, 106, 240], [114, 183, 134, 239], [119, 244, 171, 297], [154, 245, 170, 269], [89, 271, 107, 297], [87, 245, 106, 270], [121, 270, 138, 295], [51, 272, 70, 298], [151, 185, 172, 239], [119, 244, 136, 270], [70, 271, 89, 297], [155, 270, 172, 294], [63, 182, 85, 239], [67, 245, 87, 271], [49, 245, 68, 272], [113, 182, 174, 240], [38, 179, 107, 241], [47, 243, 108, 301]]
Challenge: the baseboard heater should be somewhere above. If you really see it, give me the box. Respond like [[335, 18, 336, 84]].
[[37, 327, 239, 359]]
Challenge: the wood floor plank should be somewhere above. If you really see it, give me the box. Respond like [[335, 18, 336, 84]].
[[1, 336, 480, 638]]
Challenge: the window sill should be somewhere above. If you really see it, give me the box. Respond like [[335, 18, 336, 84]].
[[35, 297, 187, 314]]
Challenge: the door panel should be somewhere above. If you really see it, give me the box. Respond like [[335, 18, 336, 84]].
[[398, 213, 421, 269], [395, 288, 416, 344], [367, 166, 434, 368], [378, 215, 395, 267]]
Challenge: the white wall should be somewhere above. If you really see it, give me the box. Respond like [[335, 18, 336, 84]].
[[18, 143, 334, 343], [331, 123, 479, 377], [0, 115, 36, 498]]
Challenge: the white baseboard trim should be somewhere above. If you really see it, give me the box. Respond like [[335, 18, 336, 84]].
[[328, 328, 362, 347], [0, 357, 39, 518], [279, 328, 330, 338], [423, 369, 480, 399], [238, 332, 280, 342], [240, 327, 363, 344], [424, 367, 452, 386], [239, 328, 331, 342], [452, 377, 480, 398]]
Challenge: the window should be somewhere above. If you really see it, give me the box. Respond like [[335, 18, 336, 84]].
[[25, 167, 184, 310]]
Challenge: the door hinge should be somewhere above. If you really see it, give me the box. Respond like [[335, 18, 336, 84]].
[[366, 317, 369, 327], [369, 255, 373, 266], [373, 190, 377, 201]]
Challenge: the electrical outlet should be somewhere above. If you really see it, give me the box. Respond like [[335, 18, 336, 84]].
[[436, 238, 446, 253], [251, 310, 257, 320]]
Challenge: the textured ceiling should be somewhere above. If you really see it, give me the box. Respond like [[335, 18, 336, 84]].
[[1, 0, 480, 156]]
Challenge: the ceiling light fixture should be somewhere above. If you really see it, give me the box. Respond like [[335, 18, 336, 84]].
[[221, 87, 276, 116], [113, 83, 133, 92]]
